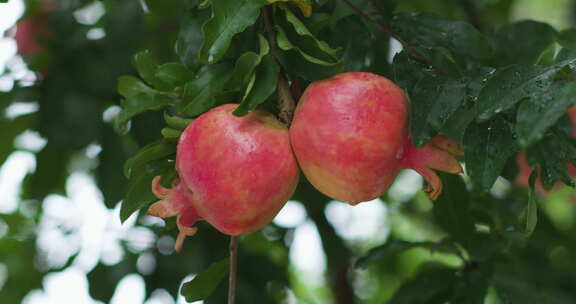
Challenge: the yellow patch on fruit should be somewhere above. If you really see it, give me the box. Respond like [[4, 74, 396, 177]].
[[268, 0, 312, 17]]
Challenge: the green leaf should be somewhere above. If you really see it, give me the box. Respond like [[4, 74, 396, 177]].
[[516, 82, 576, 147], [120, 159, 174, 223], [356, 240, 459, 268], [409, 77, 469, 147], [231, 34, 270, 85], [276, 26, 338, 66], [433, 173, 475, 244], [492, 21, 557, 66], [476, 59, 576, 121], [155, 63, 194, 87], [161, 127, 182, 140], [389, 266, 457, 304], [176, 7, 211, 68], [164, 112, 193, 131], [527, 132, 576, 189], [464, 117, 518, 191], [280, 4, 340, 57], [115, 93, 173, 134], [180, 62, 235, 116], [523, 172, 539, 237], [134, 50, 159, 85], [269, 0, 312, 17], [181, 258, 230, 302], [198, 0, 267, 64], [558, 28, 576, 51], [117, 75, 156, 99], [124, 140, 176, 178], [97, 128, 129, 208], [233, 55, 280, 116], [391, 12, 493, 61]]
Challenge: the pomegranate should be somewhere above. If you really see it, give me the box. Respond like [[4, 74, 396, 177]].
[[289, 72, 462, 204], [148, 104, 300, 251], [10, 2, 55, 57], [515, 107, 576, 195]]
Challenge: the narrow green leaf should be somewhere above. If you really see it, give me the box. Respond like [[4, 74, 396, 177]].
[[276, 26, 338, 66], [117, 75, 156, 99], [516, 82, 576, 147], [231, 34, 270, 85], [115, 93, 173, 134], [155, 63, 193, 87], [356, 240, 459, 268], [161, 127, 182, 140], [234, 55, 280, 116], [464, 118, 518, 191], [123, 140, 176, 178], [134, 50, 158, 85], [280, 4, 340, 57], [181, 258, 230, 302], [120, 159, 174, 223], [523, 171, 539, 237], [477, 59, 576, 120], [198, 0, 267, 64], [180, 62, 234, 116], [164, 112, 193, 131], [232, 52, 262, 84]]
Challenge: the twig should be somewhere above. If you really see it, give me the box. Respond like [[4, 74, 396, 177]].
[[340, 0, 445, 74], [261, 6, 297, 125], [228, 236, 238, 304]]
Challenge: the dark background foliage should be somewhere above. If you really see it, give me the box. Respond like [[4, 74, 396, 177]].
[[3, 0, 576, 303]]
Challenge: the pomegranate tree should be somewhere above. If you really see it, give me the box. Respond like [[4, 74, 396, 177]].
[[290, 72, 462, 204], [148, 104, 300, 251]]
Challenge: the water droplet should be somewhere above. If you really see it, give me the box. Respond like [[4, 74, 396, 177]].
[[395, 148, 405, 160]]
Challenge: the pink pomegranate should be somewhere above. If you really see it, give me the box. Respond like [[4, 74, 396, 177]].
[[11, 2, 55, 57], [289, 72, 462, 204], [148, 104, 300, 251], [515, 107, 576, 195]]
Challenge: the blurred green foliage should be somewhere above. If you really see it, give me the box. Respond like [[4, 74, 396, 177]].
[[4, 0, 576, 303]]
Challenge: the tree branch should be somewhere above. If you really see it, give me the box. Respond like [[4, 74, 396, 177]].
[[340, 0, 445, 74], [261, 6, 297, 125]]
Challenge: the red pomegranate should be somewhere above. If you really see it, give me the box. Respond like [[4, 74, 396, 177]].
[[515, 107, 576, 195], [148, 104, 300, 251], [289, 72, 462, 204]]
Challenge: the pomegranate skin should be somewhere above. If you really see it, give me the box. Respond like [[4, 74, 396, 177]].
[[290, 72, 462, 204], [148, 104, 299, 251]]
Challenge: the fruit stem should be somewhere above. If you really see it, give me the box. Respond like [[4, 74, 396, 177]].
[[228, 236, 238, 304], [277, 72, 295, 124], [262, 6, 296, 125]]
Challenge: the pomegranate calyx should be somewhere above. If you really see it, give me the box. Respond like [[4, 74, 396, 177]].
[[148, 176, 201, 252], [402, 135, 463, 200]]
